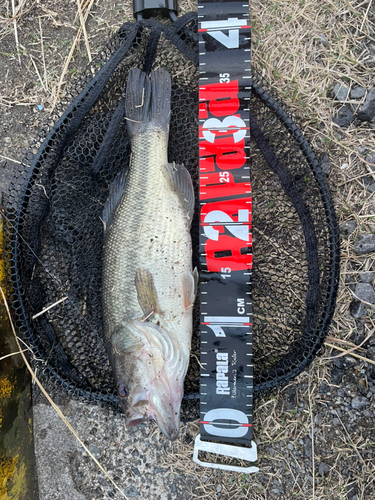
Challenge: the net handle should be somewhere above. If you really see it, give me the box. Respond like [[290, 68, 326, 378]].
[[133, 0, 178, 21]]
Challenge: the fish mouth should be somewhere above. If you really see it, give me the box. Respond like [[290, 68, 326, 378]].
[[125, 403, 148, 429], [122, 384, 181, 440], [148, 372, 183, 441], [126, 414, 147, 428], [125, 403, 180, 441]]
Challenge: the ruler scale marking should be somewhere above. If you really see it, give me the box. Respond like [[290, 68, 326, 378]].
[[194, 0, 256, 469]]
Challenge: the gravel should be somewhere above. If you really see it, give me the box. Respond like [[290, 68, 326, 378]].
[[354, 282, 375, 304], [366, 152, 375, 170], [332, 104, 354, 127], [362, 176, 375, 193], [355, 233, 375, 254], [320, 152, 332, 175], [331, 367, 344, 385], [351, 396, 369, 410], [340, 220, 357, 236], [333, 82, 349, 102], [360, 272, 374, 283], [318, 462, 330, 475], [358, 88, 375, 121], [350, 87, 366, 99]]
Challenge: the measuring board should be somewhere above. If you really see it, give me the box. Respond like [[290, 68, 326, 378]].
[[193, 0, 258, 473]]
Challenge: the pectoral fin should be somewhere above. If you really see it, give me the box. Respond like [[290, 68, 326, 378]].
[[182, 270, 198, 310], [135, 268, 160, 319], [162, 163, 195, 224]]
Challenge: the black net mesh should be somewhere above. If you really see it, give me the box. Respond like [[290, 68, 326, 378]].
[[4, 13, 339, 420]]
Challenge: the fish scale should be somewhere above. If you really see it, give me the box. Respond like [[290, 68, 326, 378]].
[[102, 129, 192, 330]]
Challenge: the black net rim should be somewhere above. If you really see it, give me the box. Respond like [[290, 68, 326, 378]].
[[5, 13, 340, 406]]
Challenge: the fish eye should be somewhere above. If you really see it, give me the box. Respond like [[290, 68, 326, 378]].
[[117, 383, 128, 398]]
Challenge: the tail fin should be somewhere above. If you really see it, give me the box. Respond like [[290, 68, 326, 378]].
[[125, 68, 171, 137]]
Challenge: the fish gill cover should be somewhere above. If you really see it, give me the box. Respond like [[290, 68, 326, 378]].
[[3, 13, 339, 421]]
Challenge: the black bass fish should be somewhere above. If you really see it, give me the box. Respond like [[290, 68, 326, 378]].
[[102, 68, 197, 441]]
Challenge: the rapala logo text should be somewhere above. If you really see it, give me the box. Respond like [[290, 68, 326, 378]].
[[216, 352, 230, 395]]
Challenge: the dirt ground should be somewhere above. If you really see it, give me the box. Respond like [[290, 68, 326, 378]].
[[1, 1, 375, 499]]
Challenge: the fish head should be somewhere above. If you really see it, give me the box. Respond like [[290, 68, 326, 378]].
[[109, 319, 188, 440]]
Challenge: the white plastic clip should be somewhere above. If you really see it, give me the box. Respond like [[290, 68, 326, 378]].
[[193, 434, 259, 473]]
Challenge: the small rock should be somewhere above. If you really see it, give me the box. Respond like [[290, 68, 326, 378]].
[[4, 137, 11, 143], [202, 477, 208, 483], [355, 233, 375, 254], [358, 145, 370, 155], [287, 443, 294, 450], [332, 104, 354, 127], [284, 384, 297, 410], [319, 34, 329, 47], [314, 413, 324, 425], [366, 346, 375, 361], [368, 368, 375, 382], [350, 300, 365, 318], [318, 462, 330, 475], [0, 159, 6, 168], [362, 176, 375, 193], [346, 482, 358, 499], [343, 356, 357, 368], [88, 445, 102, 458], [360, 272, 375, 283], [123, 486, 138, 498], [271, 489, 280, 494], [154, 467, 166, 474], [350, 87, 366, 99], [333, 82, 349, 102], [354, 282, 375, 304], [357, 318, 366, 336], [331, 366, 344, 385], [366, 152, 375, 170], [358, 89, 375, 121], [332, 418, 340, 425], [319, 382, 330, 394], [351, 396, 369, 410], [345, 274, 356, 291], [304, 438, 312, 458], [131, 467, 140, 477], [320, 152, 332, 175], [354, 334, 366, 346], [332, 351, 345, 368], [217, 485, 222, 493], [340, 220, 357, 237]]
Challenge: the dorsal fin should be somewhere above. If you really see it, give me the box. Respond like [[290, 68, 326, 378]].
[[162, 163, 195, 224], [102, 170, 128, 232]]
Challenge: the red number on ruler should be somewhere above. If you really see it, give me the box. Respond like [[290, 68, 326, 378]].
[[201, 199, 252, 272]]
